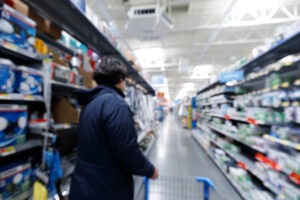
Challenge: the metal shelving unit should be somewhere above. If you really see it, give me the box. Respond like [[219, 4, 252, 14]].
[[195, 28, 300, 199], [22, 0, 155, 96]]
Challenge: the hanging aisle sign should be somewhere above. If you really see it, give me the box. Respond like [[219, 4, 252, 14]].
[[219, 70, 244, 83]]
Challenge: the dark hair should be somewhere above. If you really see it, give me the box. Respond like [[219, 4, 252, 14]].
[[93, 56, 128, 86]]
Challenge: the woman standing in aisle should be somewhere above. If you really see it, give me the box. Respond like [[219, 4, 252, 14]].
[[69, 57, 158, 200]]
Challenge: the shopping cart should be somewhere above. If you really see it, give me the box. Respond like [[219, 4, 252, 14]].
[[144, 175, 215, 200]]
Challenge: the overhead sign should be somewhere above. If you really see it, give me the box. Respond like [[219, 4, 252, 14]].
[[219, 70, 244, 83], [152, 75, 165, 85]]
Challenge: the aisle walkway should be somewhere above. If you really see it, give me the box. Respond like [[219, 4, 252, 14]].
[[144, 114, 242, 200]]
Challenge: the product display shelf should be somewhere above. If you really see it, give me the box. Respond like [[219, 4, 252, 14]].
[[0, 93, 44, 102], [137, 130, 148, 143], [210, 139, 279, 196], [196, 80, 219, 95], [198, 91, 235, 101], [143, 137, 156, 157], [200, 100, 233, 107], [0, 140, 42, 158], [192, 132, 248, 200], [209, 112, 276, 126], [263, 134, 300, 151], [234, 60, 300, 87], [239, 31, 300, 75], [37, 32, 74, 55], [0, 41, 42, 65], [207, 124, 266, 154], [51, 80, 87, 91], [23, 0, 155, 96], [52, 123, 78, 131]]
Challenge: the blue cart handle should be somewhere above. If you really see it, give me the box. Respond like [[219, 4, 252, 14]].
[[196, 177, 215, 200]]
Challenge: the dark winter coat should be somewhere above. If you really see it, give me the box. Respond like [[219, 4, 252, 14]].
[[69, 86, 154, 200]]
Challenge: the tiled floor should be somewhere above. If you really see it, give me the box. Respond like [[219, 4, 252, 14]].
[[135, 114, 242, 200]]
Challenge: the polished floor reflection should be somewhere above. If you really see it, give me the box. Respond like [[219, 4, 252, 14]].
[[137, 114, 242, 200]]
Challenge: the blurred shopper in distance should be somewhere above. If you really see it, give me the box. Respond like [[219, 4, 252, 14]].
[[69, 56, 158, 200]]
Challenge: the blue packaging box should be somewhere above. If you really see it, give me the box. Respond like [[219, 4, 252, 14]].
[[0, 4, 36, 51], [0, 59, 15, 93], [0, 105, 27, 148], [0, 162, 32, 199], [14, 66, 43, 96]]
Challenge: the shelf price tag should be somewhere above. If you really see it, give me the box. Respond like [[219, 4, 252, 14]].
[[247, 118, 257, 125], [224, 114, 231, 120], [289, 172, 300, 186], [292, 101, 299, 107], [272, 85, 280, 91], [281, 82, 290, 88], [282, 101, 290, 107], [255, 153, 281, 171], [0, 146, 16, 156], [237, 161, 248, 170], [23, 95, 34, 100], [0, 93, 11, 99]]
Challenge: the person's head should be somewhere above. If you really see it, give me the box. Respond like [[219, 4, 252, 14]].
[[93, 56, 128, 91]]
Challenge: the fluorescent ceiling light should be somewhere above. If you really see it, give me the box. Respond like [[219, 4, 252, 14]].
[[233, 0, 279, 14], [183, 83, 195, 88]]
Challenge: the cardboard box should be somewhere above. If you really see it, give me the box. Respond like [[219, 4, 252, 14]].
[[29, 9, 62, 39], [48, 48, 69, 66], [78, 67, 93, 88], [3, 0, 29, 16], [52, 97, 79, 124]]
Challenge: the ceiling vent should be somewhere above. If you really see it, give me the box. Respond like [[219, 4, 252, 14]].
[[125, 4, 173, 40]]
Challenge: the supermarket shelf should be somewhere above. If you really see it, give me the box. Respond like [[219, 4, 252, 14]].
[[144, 137, 156, 157], [200, 100, 233, 107], [0, 140, 42, 158], [196, 80, 219, 95], [52, 123, 78, 131], [263, 134, 300, 151], [211, 139, 279, 196], [0, 41, 43, 65], [209, 112, 275, 126], [137, 131, 148, 143], [0, 93, 44, 102], [240, 31, 300, 75], [37, 32, 74, 55], [51, 80, 87, 94], [235, 61, 300, 87], [197, 91, 235, 101], [192, 133, 247, 200], [24, 0, 155, 95], [207, 124, 266, 154]]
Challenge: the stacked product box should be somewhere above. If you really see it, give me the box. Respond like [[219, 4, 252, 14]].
[[0, 4, 36, 52], [0, 58, 43, 96], [0, 105, 27, 148], [0, 162, 32, 199]]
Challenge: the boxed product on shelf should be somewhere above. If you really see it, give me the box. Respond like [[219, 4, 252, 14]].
[[0, 4, 36, 51], [229, 167, 254, 191], [0, 59, 15, 93], [51, 63, 72, 83], [0, 162, 32, 199], [28, 9, 61, 39], [0, 105, 27, 148], [14, 66, 43, 95], [3, 0, 29, 17], [271, 125, 300, 144], [70, 70, 84, 86]]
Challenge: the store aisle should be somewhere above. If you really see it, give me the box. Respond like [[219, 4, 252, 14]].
[[145, 114, 242, 200]]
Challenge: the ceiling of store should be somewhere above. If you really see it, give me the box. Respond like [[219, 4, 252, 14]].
[[86, 0, 300, 101]]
